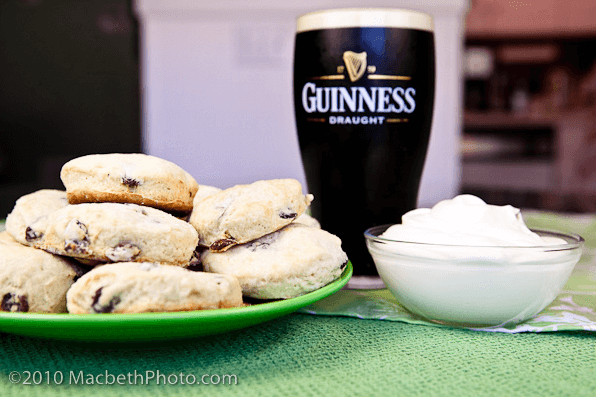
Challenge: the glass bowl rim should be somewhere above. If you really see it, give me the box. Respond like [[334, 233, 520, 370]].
[[364, 224, 584, 250]]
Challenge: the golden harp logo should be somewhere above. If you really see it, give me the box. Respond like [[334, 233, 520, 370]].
[[342, 51, 367, 82], [302, 51, 415, 124]]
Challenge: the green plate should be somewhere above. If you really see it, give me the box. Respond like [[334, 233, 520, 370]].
[[0, 263, 352, 343]]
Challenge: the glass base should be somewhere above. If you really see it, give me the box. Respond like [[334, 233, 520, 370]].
[[344, 275, 386, 290]]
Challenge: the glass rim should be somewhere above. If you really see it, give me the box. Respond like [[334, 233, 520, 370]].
[[364, 224, 584, 250], [296, 8, 434, 33]]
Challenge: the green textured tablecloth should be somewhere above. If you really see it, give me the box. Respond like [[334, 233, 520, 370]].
[[1, 212, 596, 396]]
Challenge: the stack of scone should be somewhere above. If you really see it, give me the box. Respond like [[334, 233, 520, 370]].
[[189, 179, 347, 300], [1, 153, 347, 314]]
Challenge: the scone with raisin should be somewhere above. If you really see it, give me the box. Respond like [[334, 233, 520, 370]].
[[189, 179, 313, 252], [0, 231, 86, 313], [39, 202, 198, 267], [5, 189, 69, 246], [60, 153, 199, 214], [66, 262, 243, 314], [202, 223, 347, 299]]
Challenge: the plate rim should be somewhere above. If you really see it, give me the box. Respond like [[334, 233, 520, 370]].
[[0, 262, 352, 341]]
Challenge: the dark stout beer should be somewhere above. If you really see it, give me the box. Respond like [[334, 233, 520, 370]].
[[293, 9, 436, 286]]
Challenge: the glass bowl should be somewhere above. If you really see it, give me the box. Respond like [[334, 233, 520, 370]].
[[364, 225, 583, 327]]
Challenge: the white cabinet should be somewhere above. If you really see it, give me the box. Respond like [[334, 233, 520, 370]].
[[134, 0, 469, 208]]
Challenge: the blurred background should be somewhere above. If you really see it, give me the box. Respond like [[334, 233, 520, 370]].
[[0, 0, 140, 215], [462, 0, 596, 213], [1, 0, 595, 218]]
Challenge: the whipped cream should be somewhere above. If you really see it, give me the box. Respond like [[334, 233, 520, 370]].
[[369, 195, 580, 326], [381, 195, 564, 246]]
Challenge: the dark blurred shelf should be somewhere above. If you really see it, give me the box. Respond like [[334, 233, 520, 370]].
[[465, 1, 596, 39], [462, 160, 556, 191], [463, 111, 560, 129]]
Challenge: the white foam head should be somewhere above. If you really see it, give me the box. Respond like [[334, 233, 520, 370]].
[[296, 8, 434, 33]]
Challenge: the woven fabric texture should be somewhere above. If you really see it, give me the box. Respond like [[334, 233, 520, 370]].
[[1, 314, 596, 397], [1, 214, 596, 396]]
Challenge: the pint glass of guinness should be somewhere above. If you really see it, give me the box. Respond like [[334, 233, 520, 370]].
[[293, 9, 435, 288]]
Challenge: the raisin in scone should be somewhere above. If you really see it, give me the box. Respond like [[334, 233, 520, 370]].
[[189, 179, 313, 252], [39, 203, 198, 267], [5, 189, 69, 246], [66, 262, 243, 314], [60, 153, 199, 213], [201, 223, 347, 299], [0, 232, 86, 313]]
